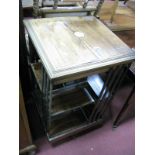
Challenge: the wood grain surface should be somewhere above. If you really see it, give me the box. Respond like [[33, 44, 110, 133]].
[[24, 16, 134, 82]]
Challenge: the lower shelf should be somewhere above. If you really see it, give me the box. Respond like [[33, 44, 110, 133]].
[[47, 107, 102, 142]]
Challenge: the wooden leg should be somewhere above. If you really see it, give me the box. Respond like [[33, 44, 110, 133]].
[[113, 85, 135, 128], [110, 0, 119, 23], [124, 0, 129, 4], [19, 145, 36, 154]]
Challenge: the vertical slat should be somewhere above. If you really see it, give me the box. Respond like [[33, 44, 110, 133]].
[[41, 66, 45, 118], [94, 66, 124, 121], [41, 66, 45, 92], [112, 64, 130, 95], [96, 65, 127, 120], [41, 66, 49, 123], [44, 71, 52, 130], [90, 65, 122, 122], [110, 0, 119, 23], [47, 80, 53, 130], [89, 68, 114, 122], [98, 64, 129, 120], [44, 70, 47, 95], [41, 65, 52, 131], [94, 0, 105, 17], [83, 0, 89, 9], [53, 0, 58, 9], [33, 0, 40, 18], [46, 74, 49, 102], [89, 66, 120, 122]]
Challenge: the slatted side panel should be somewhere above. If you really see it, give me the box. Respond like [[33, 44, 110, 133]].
[[89, 64, 129, 122]]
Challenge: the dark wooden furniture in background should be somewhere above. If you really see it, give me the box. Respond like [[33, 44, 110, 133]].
[[20, 0, 36, 153], [20, 0, 32, 100], [19, 80, 36, 154]]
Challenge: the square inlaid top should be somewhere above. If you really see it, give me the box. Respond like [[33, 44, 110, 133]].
[[24, 16, 134, 82]]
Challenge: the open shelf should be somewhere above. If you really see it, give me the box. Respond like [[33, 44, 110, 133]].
[[49, 110, 86, 136], [51, 87, 95, 116], [47, 107, 102, 142]]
